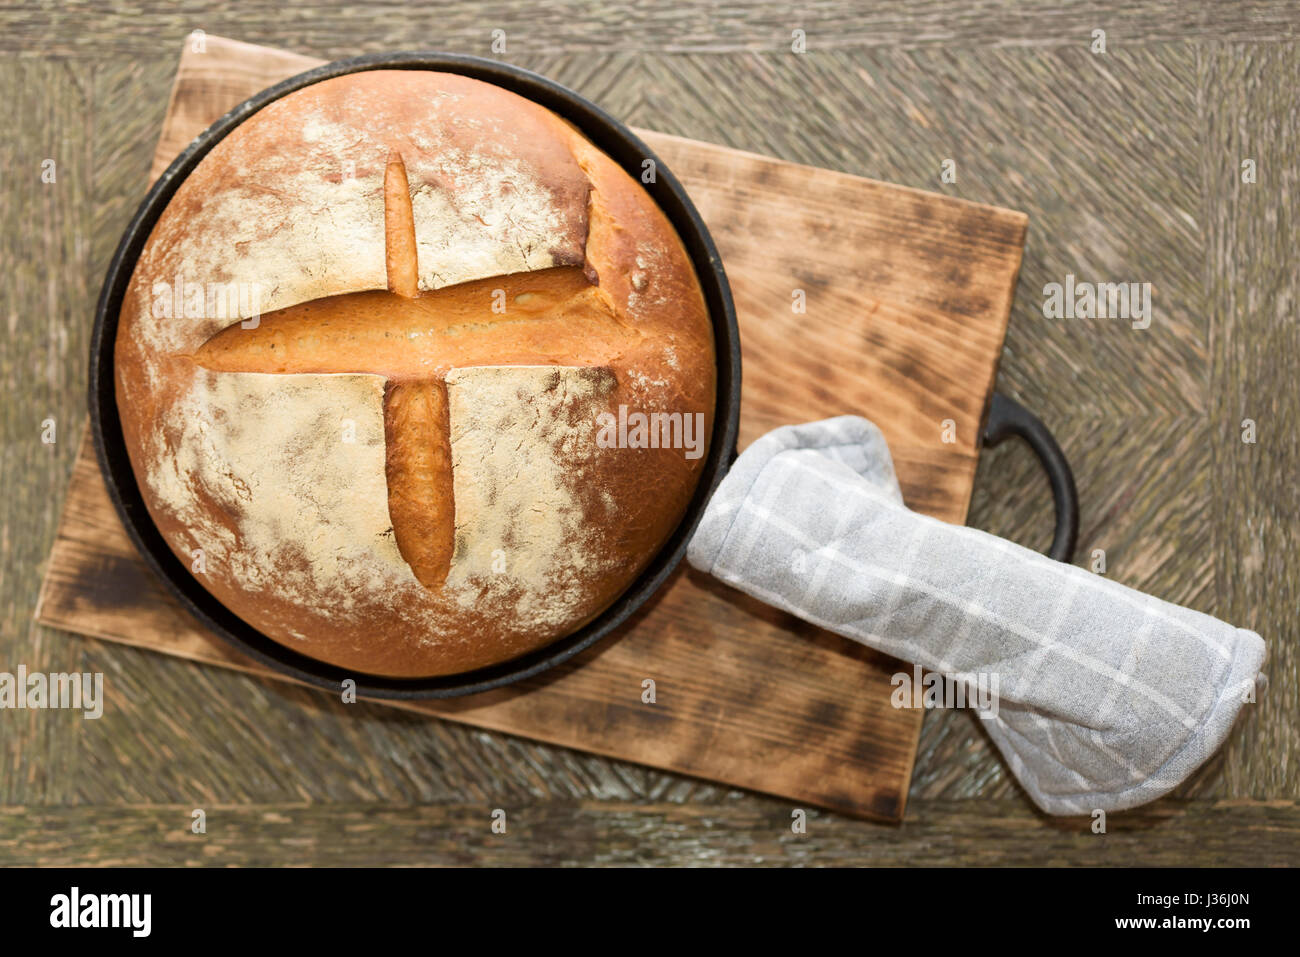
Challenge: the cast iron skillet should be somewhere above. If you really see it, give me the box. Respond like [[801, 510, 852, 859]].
[[89, 52, 1077, 700]]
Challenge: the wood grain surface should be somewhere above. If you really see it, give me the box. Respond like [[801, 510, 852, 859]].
[[33, 35, 1034, 824], [2, 799, 1294, 867], [3, 1, 1298, 866]]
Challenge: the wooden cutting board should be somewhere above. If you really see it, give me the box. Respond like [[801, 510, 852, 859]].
[[35, 35, 1027, 822]]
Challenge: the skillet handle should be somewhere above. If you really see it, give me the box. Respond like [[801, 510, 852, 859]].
[[981, 392, 1079, 564]]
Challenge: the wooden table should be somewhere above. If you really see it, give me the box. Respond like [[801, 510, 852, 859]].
[[3, 0, 1297, 865]]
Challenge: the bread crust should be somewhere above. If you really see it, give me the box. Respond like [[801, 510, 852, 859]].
[[114, 70, 715, 677]]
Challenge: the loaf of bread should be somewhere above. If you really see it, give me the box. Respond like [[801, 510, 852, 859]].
[[114, 70, 716, 677]]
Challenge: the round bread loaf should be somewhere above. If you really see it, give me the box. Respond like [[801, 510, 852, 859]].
[[114, 70, 716, 677]]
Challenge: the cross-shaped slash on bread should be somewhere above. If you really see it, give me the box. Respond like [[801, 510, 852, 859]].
[[190, 152, 643, 588]]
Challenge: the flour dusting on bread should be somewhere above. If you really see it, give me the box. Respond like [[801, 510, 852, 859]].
[[445, 365, 618, 629]]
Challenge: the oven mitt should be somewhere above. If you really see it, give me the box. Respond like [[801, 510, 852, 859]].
[[687, 416, 1266, 815]]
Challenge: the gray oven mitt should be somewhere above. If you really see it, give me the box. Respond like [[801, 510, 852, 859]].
[[687, 416, 1265, 815]]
